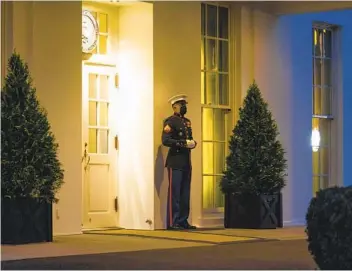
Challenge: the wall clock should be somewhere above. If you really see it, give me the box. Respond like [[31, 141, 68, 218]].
[[82, 10, 99, 54]]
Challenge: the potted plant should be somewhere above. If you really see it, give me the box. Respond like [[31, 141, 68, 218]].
[[1, 52, 64, 244], [220, 82, 287, 229], [306, 186, 352, 270]]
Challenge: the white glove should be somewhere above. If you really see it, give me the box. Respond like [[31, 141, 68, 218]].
[[186, 140, 196, 149]]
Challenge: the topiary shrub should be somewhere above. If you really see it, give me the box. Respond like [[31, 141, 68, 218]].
[[306, 186, 352, 270]]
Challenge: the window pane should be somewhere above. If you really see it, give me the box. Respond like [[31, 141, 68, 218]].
[[313, 58, 322, 86], [214, 109, 225, 141], [202, 108, 213, 140], [201, 72, 205, 104], [99, 102, 109, 126], [201, 3, 205, 36], [201, 38, 205, 70], [202, 142, 214, 174], [219, 40, 228, 72], [313, 28, 323, 57], [206, 5, 217, 37], [313, 87, 321, 115], [312, 150, 319, 176], [99, 35, 108, 54], [319, 119, 330, 147], [89, 101, 97, 126], [214, 142, 225, 174], [323, 30, 332, 58], [320, 87, 331, 115], [218, 7, 228, 39], [202, 176, 214, 209], [319, 176, 329, 190], [219, 74, 229, 106], [320, 147, 329, 176], [313, 176, 320, 194], [214, 176, 224, 208], [322, 59, 332, 86], [89, 128, 97, 153], [89, 74, 98, 99], [100, 75, 109, 100], [205, 73, 216, 105], [99, 13, 108, 33], [206, 39, 217, 71], [99, 129, 109, 154]]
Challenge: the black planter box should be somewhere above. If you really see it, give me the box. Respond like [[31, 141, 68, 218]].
[[1, 198, 53, 245], [224, 193, 283, 229]]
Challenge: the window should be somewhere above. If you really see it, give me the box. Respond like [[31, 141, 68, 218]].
[[90, 11, 109, 55], [312, 26, 334, 194], [201, 3, 230, 210]]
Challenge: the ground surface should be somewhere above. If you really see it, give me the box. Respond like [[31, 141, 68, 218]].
[[1, 227, 316, 270]]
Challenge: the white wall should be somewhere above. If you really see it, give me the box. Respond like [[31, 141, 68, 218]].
[[118, 2, 155, 229], [247, 7, 352, 225], [153, 1, 202, 229], [4, 1, 83, 235]]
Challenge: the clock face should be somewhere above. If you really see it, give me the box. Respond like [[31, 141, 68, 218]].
[[82, 10, 99, 53]]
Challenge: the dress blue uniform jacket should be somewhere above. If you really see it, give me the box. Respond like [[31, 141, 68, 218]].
[[161, 114, 195, 170]]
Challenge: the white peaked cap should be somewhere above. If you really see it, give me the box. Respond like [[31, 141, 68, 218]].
[[168, 94, 188, 105]]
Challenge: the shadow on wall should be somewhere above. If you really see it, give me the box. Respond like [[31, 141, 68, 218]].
[[154, 145, 169, 229]]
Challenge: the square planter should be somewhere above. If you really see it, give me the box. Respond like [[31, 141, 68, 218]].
[[1, 198, 53, 245], [224, 193, 283, 229]]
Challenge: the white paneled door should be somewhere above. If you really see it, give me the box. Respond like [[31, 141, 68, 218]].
[[82, 64, 118, 229]]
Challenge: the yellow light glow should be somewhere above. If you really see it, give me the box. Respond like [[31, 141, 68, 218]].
[[311, 128, 320, 152]]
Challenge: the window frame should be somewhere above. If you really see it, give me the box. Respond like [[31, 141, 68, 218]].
[[312, 23, 336, 193], [201, 2, 232, 213]]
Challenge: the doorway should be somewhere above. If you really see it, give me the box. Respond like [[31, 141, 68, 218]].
[[82, 64, 119, 229]]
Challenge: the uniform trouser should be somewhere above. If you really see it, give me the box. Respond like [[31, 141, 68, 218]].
[[167, 167, 191, 227]]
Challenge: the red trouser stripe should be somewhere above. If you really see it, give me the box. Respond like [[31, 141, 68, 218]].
[[169, 168, 173, 226]]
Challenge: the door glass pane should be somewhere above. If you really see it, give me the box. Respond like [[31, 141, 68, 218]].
[[201, 3, 205, 36], [214, 142, 225, 174], [89, 128, 97, 153], [206, 5, 217, 37], [322, 59, 332, 87], [321, 87, 331, 115], [99, 35, 108, 55], [202, 108, 213, 140], [99, 129, 109, 154], [201, 39, 205, 70], [201, 72, 205, 104], [89, 101, 97, 126], [99, 13, 108, 33], [202, 142, 214, 174], [214, 176, 224, 208], [202, 176, 214, 209], [218, 7, 228, 39], [205, 73, 216, 105], [219, 41, 228, 72], [313, 58, 321, 86], [313, 87, 321, 115], [213, 109, 225, 141], [323, 30, 332, 58], [89, 74, 97, 99], [100, 75, 109, 100], [206, 39, 217, 71], [99, 102, 109, 126], [219, 74, 229, 106]]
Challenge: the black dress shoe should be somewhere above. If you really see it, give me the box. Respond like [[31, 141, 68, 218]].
[[167, 224, 183, 230], [183, 223, 197, 229]]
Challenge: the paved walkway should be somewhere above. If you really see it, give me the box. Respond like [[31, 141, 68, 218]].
[[1, 227, 316, 269]]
